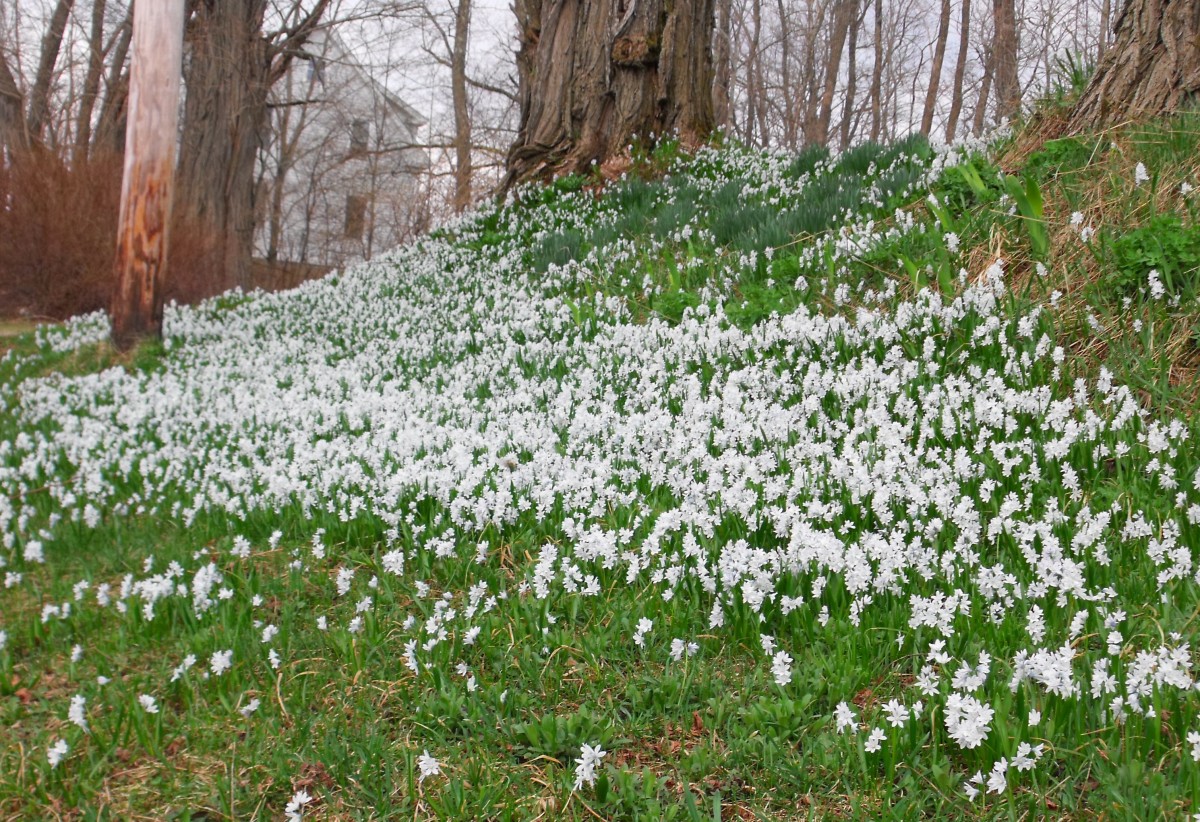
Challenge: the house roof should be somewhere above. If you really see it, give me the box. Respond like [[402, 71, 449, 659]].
[[298, 28, 427, 133]]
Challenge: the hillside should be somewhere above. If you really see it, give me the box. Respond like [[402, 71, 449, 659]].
[[2, 116, 1200, 819]]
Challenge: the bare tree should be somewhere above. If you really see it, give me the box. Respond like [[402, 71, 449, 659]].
[[921, 0, 952, 134], [26, 0, 76, 142], [944, 0, 970, 141]]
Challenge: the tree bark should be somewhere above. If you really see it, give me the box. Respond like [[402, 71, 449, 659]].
[[972, 42, 994, 134], [944, 0, 970, 141], [712, 0, 732, 129], [451, 0, 473, 212], [1069, 0, 1200, 130], [26, 0, 76, 142], [1098, 0, 1111, 61], [111, 0, 185, 349], [869, 0, 883, 141], [94, 8, 134, 156], [839, 0, 861, 149], [175, 0, 271, 294], [74, 0, 108, 163], [174, 0, 329, 293], [811, 0, 853, 146], [991, 0, 1019, 122], [504, 0, 716, 188], [921, 0, 952, 135]]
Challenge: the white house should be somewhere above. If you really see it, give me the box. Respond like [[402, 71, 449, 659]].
[[256, 29, 429, 269]]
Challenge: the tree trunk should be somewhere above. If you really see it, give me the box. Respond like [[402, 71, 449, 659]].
[[504, 0, 716, 187], [94, 9, 134, 156], [1098, 0, 1111, 61], [811, 0, 853, 146], [972, 42, 994, 134], [111, 0, 185, 349], [921, 0, 952, 135], [74, 0, 109, 163], [712, 0, 732, 129], [452, 0, 473, 212], [839, 0, 861, 149], [176, 0, 272, 294], [869, 0, 883, 141], [1069, 0, 1200, 130], [27, 0, 76, 142], [991, 0, 1019, 122], [944, 0, 970, 141]]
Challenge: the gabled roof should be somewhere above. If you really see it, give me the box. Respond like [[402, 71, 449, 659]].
[[297, 28, 427, 132]]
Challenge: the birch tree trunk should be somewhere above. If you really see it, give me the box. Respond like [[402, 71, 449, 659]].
[[504, 0, 716, 187], [1068, 0, 1200, 129]]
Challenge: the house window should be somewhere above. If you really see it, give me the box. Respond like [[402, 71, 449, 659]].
[[349, 120, 370, 157], [345, 194, 368, 240]]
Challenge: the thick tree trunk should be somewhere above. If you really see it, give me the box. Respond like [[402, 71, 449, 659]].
[[921, 0, 952, 135], [452, 0, 473, 212], [504, 0, 716, 187], [944, 0, 970, 141], [176, 0, 272, 294], [991, 0, 1019, 122], [1069, 0, 1200, 130]]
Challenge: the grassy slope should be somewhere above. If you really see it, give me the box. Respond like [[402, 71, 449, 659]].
[[1, 112, 1200, 821]]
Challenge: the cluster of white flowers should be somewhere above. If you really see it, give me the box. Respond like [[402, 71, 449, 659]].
[[3, 139, 1200, 800]]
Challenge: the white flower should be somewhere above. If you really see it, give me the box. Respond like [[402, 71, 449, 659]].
[[669, 638, 698, 661], [240, 698, 260, 717], [1189, 730, 1200, 762], [416, 749, 441, 783], [882, 699, 909, 728], [573, 742, 607, 790], [284, 788, 312, 821], [68, 694, 88, 732], [770, 650, 793, 686], [47, 738, 69, 768], [139, 694, 159, 714], [210, 649, 233, 677], [944, 693, 994, 749], [864, 727, 886, 753], [1135, 162, 1150, 184], [834, 701, 857, 734]]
